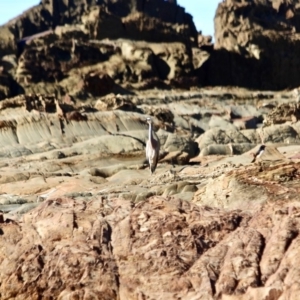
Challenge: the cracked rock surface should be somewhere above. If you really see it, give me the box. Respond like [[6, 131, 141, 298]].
[[1, 187, 300, 299], [0, 89, 300, 299]]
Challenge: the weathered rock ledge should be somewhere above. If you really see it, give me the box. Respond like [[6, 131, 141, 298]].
[[2, 159, 300, 300]]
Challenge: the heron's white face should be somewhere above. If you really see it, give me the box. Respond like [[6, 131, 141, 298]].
[[146, 117, 153, 125]]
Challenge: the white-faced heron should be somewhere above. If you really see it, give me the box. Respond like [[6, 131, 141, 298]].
[[146, 117, 160, 174]]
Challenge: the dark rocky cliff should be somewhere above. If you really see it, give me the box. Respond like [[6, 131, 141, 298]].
[[197, 0, 300, 90], [5, 0, 197, 42], [0, 0, 203, 100], [3, 0, 300, 102]]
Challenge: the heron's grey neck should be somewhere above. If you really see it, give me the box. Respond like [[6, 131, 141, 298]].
[[148, 122, 155, 145]]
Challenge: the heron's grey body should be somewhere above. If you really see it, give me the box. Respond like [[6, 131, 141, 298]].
[[146, 118, 160, 174]]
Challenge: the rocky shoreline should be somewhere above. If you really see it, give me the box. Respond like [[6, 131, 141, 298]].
[[1, 0, 300, 298], [0, 86, 298, 298]]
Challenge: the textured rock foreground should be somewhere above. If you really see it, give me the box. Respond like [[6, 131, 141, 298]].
[[0, 90, 300, 299], [2, 180, 300, 299]]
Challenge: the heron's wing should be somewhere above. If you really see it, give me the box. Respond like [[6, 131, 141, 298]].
[[146, 141, 158, 162], [153, 132, 160, 147], [146, 140, 152, 159], [154, 151, 159, 168]]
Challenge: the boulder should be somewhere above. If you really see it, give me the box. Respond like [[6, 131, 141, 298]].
[[240, 129, 263, 145], [1, 54, 18, 76], [196, 128, 251, 151], [160, 130, 199, 158], [194, 160, 300, 208], [208, 115, 236, 130], [89, 164, 127, 178], [147, 41, 193, 79], [200, 144, 233, 156], [262, 124, 300, 144], [200, 143, 255, 156], [197, 122, 300, 155]]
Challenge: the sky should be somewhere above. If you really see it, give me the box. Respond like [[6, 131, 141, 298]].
[[0, 0, 221, 37], [177, 0, 221, 36]]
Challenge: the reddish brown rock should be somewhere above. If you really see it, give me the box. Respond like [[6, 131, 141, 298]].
[[1, 185, 300, 299]]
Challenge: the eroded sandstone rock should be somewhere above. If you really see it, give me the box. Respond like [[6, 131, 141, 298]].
[[1, 183, 300, 299]]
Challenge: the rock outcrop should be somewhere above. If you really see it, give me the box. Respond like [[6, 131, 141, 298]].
[[2, 161, 300, 299], [4, 0, 197, 43], [4, 0, 300, 95], [14, 36, 193, 99], [198, 0, 300, 90], [0, 0, 200, 101], [0, 87, 298, 299], [2, 1, 300, 298]]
